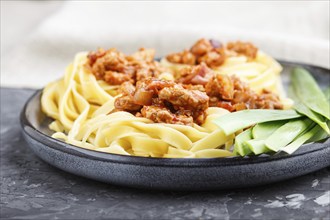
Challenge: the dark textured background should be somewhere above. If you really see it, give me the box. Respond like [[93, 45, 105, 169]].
[[1, 88, 329, 219]]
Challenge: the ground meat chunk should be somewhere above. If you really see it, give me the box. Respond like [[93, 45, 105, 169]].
[[205, 73, 234, 100], [166, 50, 196, 65], [227, 41, 258, 60], [141, 78, 176, 93], [114, 78, 209, 125], [176, 63, 214, 86], [104, 71, 133, 85], [166, 39, 259, 69], [114, 82, 142, 112], [205, 74, 283, 111], [197, 48, 226, 68], [134, 54, 165, 82], [257, 89, 284, 109], [133, 80, 156, 106], [87, 48, 130, 80], [182, 84, 205, 92], [158, 85, 209, 111], [131, 48, 155, 62], [118, 81, 136, 96], [140, 106, 194, 126], [190, 39, 214, 56], [132, 78, 176, 106], [114, 95, 142, 112], [87, 48, 106, 66], [86, 48, 165, 85], [165, 38, 226, 68], [158, 84, 209, 125]]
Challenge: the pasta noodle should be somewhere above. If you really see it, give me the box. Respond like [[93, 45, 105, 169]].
[[41, 53, 234, 158], [42, 40, 292, 158]]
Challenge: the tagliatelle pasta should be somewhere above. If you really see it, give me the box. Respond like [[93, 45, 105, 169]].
[[42, 39, 293, 158], [42, 53, 235, 158]]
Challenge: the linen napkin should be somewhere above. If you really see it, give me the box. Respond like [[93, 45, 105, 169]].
[[2, 1, 329, 88]]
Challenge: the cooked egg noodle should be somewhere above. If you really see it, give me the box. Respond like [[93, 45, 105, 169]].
[[41, 53, 234, 158]]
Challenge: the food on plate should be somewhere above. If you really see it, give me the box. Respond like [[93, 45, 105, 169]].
[[162, 39, 293, 108], [41, 39, 329, 158]]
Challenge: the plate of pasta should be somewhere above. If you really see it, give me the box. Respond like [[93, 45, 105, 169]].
[[21, 39, 330, 190]]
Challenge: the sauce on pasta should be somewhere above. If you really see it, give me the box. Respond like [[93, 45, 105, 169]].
[[41, 38, 292, 158]]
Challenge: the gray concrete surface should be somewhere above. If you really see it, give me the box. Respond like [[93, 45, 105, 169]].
[[0, 88, 329, 219]]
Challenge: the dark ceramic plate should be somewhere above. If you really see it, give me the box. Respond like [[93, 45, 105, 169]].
[[21, 61, 330, 191]]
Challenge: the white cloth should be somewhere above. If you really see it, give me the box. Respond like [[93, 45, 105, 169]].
[[2, 1, 329, 88]]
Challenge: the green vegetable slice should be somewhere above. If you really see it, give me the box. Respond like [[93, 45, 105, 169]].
[[265, 118, 313, 152], [282, 124, 323, 154], [291, 67, 330, 119], [247, 121, 285, 155], [324, 87, 330, 100], [244, 139, 270, 155], [213, 110, 302, 135], [252, 121, 287, 139], [233, 128, 253, 156], [307, 121, 330, 143], [288, 86, 329, 134]]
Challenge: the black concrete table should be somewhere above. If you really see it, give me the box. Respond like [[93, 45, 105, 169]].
[[1, 87, 329, 219]]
